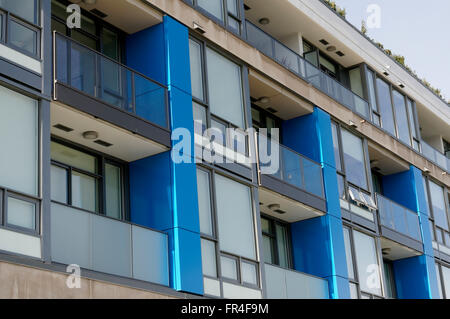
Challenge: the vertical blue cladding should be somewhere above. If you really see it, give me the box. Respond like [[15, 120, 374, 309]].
[[383, 165, 439, 298], [285, 107, 350, 299], [126, 16, 203, 294]]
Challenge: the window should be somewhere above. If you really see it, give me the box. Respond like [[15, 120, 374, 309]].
[[50, 140, 128, 220], [189, 37, 248, 158], [375, 78, 396, 137], [436, 263, 450, 299], [332, 122, 376, 219], [382, 260, 396, 299], [261, 216, 291, 269], [0, 85, 40, 234], [196, 168, 260, 297], [392, 90, 411, 146], [51, 0, 123, 62], [343, 226, 384, 299], [251, 105, 282, 138], [424, 177, 450, 251], [407, 99, 420, 151], [0, 0, 40, 57], [190, 0, 243, 35]]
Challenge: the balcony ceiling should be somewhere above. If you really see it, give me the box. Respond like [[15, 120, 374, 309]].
[[259, 188, 325, 223], [51, 102, 168, 162], [416, 101, 450, 142], [244, 0, 363, 68], [70, 0, 162, 34], [380, 238, 422, 261], [249, 69, 313, 120], [368, 142, 410, 175]]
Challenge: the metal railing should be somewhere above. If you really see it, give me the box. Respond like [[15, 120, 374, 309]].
[[258, 135, 325, 199], [376, 194, 422, 242], [245, 21, 370, 119], [264, 263, 329, 299], [53, 32, 169, 129]]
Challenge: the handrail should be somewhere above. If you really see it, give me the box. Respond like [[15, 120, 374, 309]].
[[421, 140, 450, 172], [245, 20, 370, 119]]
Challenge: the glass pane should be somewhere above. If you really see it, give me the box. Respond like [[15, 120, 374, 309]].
[[376, 78, 396, 136], [211, 119, 227, 147], [100, 57, 124, 108], [72, 30, 97, 50], [228, 16, 240, 34], [1, 0, 38, 23], [429, 181, 448, 231], [105, 163, 122, 219], [343, 227, 355, 280], [197, 0, 223, 21], [9, 20, 37, 56], [337, 174, 346, 199], [383, 261, 395, 298], [242, 262, 258, 286], [196, 169, 213, 236], [51, 18, 66, 35], [134, 74, 167, 128], [201, 239, 217, 278], [102, 28, 119, 61], [214, 174, 256, 260], [51, 0, 67, 20], [80, 15, 96, 35], [341, 129, 368, 190], [189, 39, 204, 100], [0, 86, 38, 196], [392, 90, 411, 145], [227, 0, 238, 15], [7, 197, 35, 230], [71, 171, 98, 212], [262, 235, 274, 264], [70, 41, 96, 95], [261, 218, 270, 233], [274, 42, 299, 73], [331, 123, 342, 171], [353, 230, 382, 296], [366, 70, 378, 111], [406, 99, 417, 139], [349, 283, 358, 299], [51, 142, 97, 173], [206, 48, 244, 128], [435, 263, 443, 299], [193, 102, 207, 135], [442, 265, 450, 299], [275, 224, 289, 268], [51, 165, 68, 203], [221, 255, 238, 280]]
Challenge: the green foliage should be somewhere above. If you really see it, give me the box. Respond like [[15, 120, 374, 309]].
[[324, 0, 346, 18]]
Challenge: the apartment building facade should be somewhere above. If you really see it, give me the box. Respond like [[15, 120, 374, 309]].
[[0, 0, 449, 299]]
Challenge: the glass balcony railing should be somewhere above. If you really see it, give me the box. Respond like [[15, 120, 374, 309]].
[[258, 136, 325, 199], [54, 32, 169, 129], [376, 194, 422, 242], [264, 263, 329, 299], [421, 140, 450, 172], [51, 203, 170, 286], [245, 21, 370, 119]]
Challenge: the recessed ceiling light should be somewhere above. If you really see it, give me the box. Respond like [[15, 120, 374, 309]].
[[258, 96, 270, 104], [268, 203, 280, 210], [326, 45, 337, 52], [83, 0, 97, 5], [258, 17, 270, 25], [82, 131, 98, 140]]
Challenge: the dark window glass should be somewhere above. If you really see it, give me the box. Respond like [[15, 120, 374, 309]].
[[376, 78, 396, 136], [9, 19, 37, 56], [1, 0, 39, 24]]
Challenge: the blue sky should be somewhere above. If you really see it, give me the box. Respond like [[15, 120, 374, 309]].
[[334, 0, 450, 101]]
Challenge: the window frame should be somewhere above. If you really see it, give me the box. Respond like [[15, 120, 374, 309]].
[[260, 214, 293, 269], [0, 1, 42, 59], [435, 261, 450, 299], [50, 137, 129, 221], [189, 35, 250, 158], [196, 165, 261, 298], [424, 176, 450, 249], [343, 224, 386, 299], [332, 120, 376, 213]]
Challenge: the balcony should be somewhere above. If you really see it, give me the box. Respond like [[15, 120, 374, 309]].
[[264, 264, 329, 299], [245, 21, 370, 119], [51, 203, 169, 286], [53, 32, 170, 147], [421, 141, 450, 173], [258, 138, 326, 222], [376, 194, 424, 257]]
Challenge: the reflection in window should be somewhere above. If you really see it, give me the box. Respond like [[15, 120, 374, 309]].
[[376, 78, 396, 136], [341, 129, 368, 190], [392, 90, 411, 146]]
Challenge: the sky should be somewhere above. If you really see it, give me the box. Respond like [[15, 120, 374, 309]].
[[333, 0, 450, 101]]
